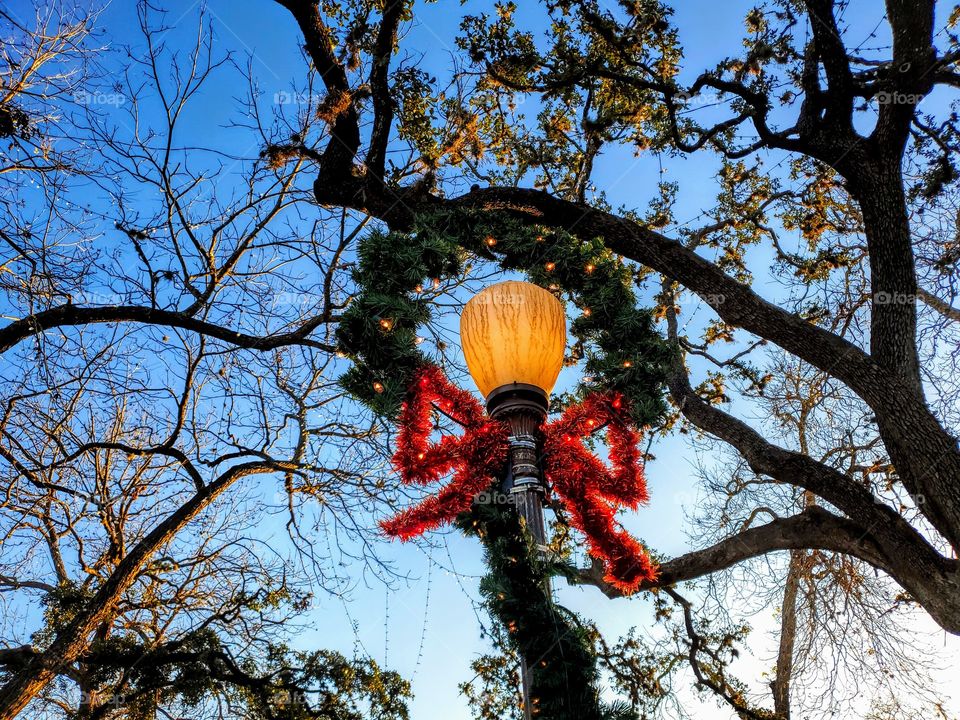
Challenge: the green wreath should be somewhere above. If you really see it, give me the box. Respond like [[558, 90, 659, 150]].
[[336, 208, 671, 427]]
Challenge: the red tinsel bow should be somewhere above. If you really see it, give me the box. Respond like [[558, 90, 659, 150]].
[[381, 365, 657, 593]]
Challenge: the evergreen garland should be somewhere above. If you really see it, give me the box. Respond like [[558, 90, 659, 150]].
[[336, 208, 671, 426]]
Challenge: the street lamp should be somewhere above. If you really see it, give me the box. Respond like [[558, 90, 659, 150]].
[[461, 280, 566, 720], [461, 280, 566, 542]]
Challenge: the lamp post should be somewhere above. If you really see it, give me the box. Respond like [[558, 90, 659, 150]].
[[460, 280, 567, 719]]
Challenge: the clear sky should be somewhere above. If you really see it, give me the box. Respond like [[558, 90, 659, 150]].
[[6, 0, 960, 718]]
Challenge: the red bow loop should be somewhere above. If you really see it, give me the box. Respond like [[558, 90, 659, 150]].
[[383, 365, 510, 539], [543, 392, 657, 593]]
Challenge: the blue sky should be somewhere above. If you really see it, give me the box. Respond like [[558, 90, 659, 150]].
[[6, 0, 960, 717]]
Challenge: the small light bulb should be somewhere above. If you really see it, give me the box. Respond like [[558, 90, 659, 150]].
[[373, 381, 385, 393], [582, 307, 591, 317], [415, 336, 425, 344], [485, 236, 497, 247], [585, 263, 596, 273], [544, 262, 555, 271], [379, 318, 393, 331]]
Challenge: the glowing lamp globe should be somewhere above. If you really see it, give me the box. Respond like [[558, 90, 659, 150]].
[[460, 281, 566, 415]]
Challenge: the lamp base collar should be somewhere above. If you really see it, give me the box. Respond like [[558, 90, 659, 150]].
[[486, 383, 548, 418]]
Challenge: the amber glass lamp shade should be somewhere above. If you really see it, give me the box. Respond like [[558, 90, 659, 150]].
[[460, 281, 567, 405]]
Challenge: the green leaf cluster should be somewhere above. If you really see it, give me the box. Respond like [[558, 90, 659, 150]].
[[62, 631, 410, 720]]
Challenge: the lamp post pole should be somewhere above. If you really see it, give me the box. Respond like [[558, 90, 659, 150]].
[[487, 383, 552, 720], [487, 383, 550, 549]]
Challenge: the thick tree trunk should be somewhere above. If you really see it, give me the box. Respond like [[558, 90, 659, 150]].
[[851, 163, 920, 384], [846, 158, 960, 552]]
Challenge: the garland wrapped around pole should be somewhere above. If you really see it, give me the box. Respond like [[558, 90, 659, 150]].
[[382, 364, 649, 719]]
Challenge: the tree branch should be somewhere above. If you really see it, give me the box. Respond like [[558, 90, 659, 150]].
[[273, 0, 360, 176], [804, 0, 855, 129], [0, 304, 336, 355], [918, 287, 960, 322], [365, 0, 406, 180], [0, 460, 298, 719], [577, 507, 888, 597]]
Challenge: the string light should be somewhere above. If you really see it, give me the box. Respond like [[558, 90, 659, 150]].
[[380, 318, 394, 331], [544, 261, 555, 271], [585, 263, 596, 273], [485, 236, 497, 247], [373, 381, 385, 393]]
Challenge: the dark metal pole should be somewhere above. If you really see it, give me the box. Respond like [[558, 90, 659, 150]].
[[487, 383, 551, 720]]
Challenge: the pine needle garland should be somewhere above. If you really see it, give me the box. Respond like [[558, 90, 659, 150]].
[[336, 208, 671, 427]]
